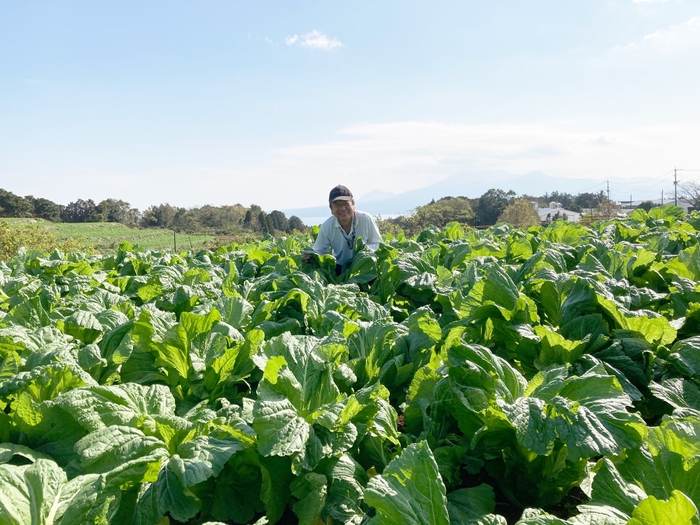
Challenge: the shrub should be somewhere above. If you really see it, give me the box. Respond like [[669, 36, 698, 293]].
[[0, 221, 87, 261], [497, 198, 542, 228]]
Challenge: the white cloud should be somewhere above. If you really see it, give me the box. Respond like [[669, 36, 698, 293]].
[[16, 120, 697, 211], [610, 16, 700, 56], [300, 30, 343, 50], [181, 121, 699, 210], [265, 37, 275, 45], [285, 30, 343, 50]]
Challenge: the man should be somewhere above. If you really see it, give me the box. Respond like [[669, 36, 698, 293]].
[[302, 185, 382, 269]]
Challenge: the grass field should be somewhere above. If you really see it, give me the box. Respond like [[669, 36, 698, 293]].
[[1, 218, 218, 252]]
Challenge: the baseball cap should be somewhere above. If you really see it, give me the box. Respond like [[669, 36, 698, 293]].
[[329, 185, 354, 203]]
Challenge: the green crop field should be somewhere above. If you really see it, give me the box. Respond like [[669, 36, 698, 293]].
[[1, 218, 217, 252], [2, 205, 700, 524]]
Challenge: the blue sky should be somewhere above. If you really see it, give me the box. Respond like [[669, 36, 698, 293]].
[[1, 0, 699, 211]]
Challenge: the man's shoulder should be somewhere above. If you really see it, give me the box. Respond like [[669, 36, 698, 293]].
[[318, 215, 337, 230], [354, 210, 374, 221]]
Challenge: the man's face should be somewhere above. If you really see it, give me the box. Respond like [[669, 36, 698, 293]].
[[330, 199, 355, 223]]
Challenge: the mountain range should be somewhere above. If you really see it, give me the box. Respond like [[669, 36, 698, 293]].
[[282, 170, 672, 219]]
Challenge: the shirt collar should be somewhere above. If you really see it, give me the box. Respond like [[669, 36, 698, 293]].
[[333, 213, 357, 229]]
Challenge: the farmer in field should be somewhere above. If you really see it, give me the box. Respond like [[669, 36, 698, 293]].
[[302, 185, 382, 271]]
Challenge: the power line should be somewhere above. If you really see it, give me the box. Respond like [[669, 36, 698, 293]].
[[577, 171, 672, 199], [604, 169, 695, 206], [577, 180, 609, 193], [613, 171, 674, 186]]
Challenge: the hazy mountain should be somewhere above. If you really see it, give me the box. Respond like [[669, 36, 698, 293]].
[[282, 170, 669, 219], [357, 189, 398, 202]]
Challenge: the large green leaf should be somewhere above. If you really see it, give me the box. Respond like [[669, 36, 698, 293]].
[[364, 441, 450, 525], [668, 337, 700, 378], [0, 458, 116, 525], [53, 383, 178, 433], [253, 334, 359, 472], [627, 491, 698, 525], [447, 484, 507, 525], [513, 365, 647, 460]]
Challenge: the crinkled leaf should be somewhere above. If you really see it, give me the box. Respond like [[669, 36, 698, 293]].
[[52, 383, 177, 432], [365, 441, 449, 525]]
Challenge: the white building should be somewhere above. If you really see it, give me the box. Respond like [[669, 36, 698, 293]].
[[617, 198, 694, 214], [536, 202, 582, 223]]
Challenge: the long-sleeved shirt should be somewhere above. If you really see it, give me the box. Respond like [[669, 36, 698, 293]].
[[312, 210, 382, 265]]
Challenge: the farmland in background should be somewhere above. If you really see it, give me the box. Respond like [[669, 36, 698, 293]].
[[1, 218, 218, 252]]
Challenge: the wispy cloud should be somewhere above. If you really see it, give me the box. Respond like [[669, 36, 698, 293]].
[[285, 30, 343, 50], [186, 121, 698, 210], [29, 120, 697, 211], [609, 16, 700, 56]]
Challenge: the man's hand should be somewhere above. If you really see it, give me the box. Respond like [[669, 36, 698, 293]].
[[301, 249, 318, 263]]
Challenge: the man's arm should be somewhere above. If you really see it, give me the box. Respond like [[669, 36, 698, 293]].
[[312, 223, 332, 255], [364, 214, 382, 250], [301, 221, 332, 262]]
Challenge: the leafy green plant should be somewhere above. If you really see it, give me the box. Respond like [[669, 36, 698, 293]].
[[2, 208, 700, 523]]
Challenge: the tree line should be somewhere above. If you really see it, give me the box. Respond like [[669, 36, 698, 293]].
[[0, 189, 306, 236], [3, 185, 674, 240], [377, 188, 615, 236]]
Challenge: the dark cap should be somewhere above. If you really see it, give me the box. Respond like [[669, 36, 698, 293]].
[[329, 185, 353, 203]]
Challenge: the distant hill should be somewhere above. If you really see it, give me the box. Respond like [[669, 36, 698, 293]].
[[282, 170, 663, 218], [359, 189, 397, 202]]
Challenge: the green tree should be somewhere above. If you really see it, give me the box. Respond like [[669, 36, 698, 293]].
[[25, 196, 62, 222], [60, 199, 98, 223], [269, 210, 290, 232], [542, 191, 575, 209], [497, 199, 542, 228], [0, 189, 33, 218], [637, 201, 655, 212], [476, 189, 515, 226], [196, 204, 247, 233], [96, 199, 140, 225], [378, 196, 474, 236], [141, 204, 181, 228], [413, 196, 474, 228], [244, 205, 264, 232], [258, 211, 275, 235], [172, 208, 201, 232], [288, 215, 306, 232], [574, 191, 606, 210]]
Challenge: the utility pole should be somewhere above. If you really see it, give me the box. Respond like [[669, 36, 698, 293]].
[[661, 190, 664, 205], [674, 167, 678, 206], [606, 180, 610, 203]]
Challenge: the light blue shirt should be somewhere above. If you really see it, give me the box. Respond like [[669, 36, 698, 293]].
[[312, 210, 382, 265]]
